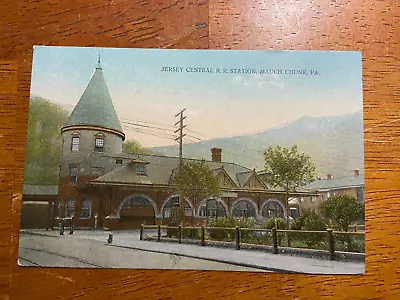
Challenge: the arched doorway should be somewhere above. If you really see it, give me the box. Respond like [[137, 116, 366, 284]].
[[198, 198, 228, 218], [261, 199, 286, 219], [119, 195, 156, 229], [231, 199, 258, 218], [161, 195, 194, 223]]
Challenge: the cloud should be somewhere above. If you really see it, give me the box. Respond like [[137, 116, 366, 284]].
[[232, 72, 284, 89], [251, 73, 262, 80], [266, 73, 284, 89], [186, 109, 203, 117], [267, 80, 284, 89], [232, 75, 244, 84]]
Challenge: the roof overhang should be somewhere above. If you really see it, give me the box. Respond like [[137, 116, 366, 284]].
[[88, 180, 318, 196], [61, 124, 125, 141]]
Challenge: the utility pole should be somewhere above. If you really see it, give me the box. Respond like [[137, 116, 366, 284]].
[[174, 108, 186, 226]]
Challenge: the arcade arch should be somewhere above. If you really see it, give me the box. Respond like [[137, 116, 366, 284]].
[[260, 199, 286, 219], [160, 195, 194, 219], [117, 194, 158, 229], [198, 197, 228, 218], [231, 198, 258, 218]]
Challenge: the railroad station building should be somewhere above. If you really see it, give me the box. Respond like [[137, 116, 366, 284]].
[[22, 60, 316, 230]]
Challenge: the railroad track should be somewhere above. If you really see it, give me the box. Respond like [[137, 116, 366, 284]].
[[18, 247, 105, 268]]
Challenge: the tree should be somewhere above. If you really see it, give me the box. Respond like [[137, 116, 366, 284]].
[[24, 97, 69, 185], [172, 160, 220, 224], [290, 209, 327, 248], [123, 139, 152, 154], [319, 194, 364, 232], [291, 209, 327, 231], [263, 145, 316, 229]]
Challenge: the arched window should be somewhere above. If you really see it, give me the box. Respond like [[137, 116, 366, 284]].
[[232, 200, 257, 218], [119, 196, 156, 220], [262, 200, 285, 219], [80, 199, 92, 219], [199, 198, 227, 218], [65, 198, 74, 218], [123, 196, 154, 208], [162, 196, 193, 219]]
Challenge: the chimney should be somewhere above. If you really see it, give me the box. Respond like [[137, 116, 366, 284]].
[[327, 173, 332, 180], [211, 147, 222, 163], [354, 169, 360, 176]]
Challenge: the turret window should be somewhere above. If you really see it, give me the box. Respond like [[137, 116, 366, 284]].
[[71, 136, 80, 151], [94, 137, 104, 152]]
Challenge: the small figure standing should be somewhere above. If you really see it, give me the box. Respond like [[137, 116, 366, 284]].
[[59, 218, 65, 235], [94, 213, 98, 230], [107, 232, 113, 244], [69, 216, 75, 234]]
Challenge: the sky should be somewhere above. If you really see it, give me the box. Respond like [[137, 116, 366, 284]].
[[30, 46, 363, 147]]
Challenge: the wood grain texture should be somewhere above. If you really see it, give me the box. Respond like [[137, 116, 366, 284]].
[[2, 1, 209, 300], [0, 61, 17, 300], [209, 0, 400, 299], [0, 0, 399, 299]]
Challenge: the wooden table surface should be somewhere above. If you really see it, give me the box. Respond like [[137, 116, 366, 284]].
[[1, 0, 399, 299]]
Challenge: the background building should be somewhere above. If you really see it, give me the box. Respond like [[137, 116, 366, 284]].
[[298, 170, 364, 212], [20, 185, 57, 229]]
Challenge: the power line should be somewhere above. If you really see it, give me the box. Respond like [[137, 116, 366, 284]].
[[123, 126, 175, 140], [121, 120, 175, 133], [52, 99, 263, 155], [127, 130, 174, 141], [185, 134, 202, 141], [124, 125, 174, 137], [183, 137, 202, 144], [119, 116, 174, 130]]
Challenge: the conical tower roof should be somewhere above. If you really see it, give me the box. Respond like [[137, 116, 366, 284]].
[[62, 59, 125, 139]]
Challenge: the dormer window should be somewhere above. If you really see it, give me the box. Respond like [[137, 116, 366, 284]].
[[129, 158, 149, 176], [135, 164, 146, 175], [71, 136, 80, 152], [94, 137, 104, 152]]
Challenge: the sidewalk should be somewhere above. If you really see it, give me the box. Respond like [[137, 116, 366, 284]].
[[20, 229, 365, 274]]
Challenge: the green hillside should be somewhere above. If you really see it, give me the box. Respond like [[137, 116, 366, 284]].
[[152, 112, 364, 177]]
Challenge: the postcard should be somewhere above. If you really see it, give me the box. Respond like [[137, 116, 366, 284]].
[[18, 46, 364, 274]]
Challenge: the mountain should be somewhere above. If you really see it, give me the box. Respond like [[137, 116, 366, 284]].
[[152, 111, 364, 177]]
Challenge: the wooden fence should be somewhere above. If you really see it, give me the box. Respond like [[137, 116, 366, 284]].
[[140, 224, 365, 261]]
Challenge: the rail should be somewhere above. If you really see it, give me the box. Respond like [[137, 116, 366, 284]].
[[140, 224, 365, 260]]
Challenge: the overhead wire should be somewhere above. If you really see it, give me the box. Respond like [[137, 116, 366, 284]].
[[124, 129, 174, 141], [121, 120, 175, 133], [50, 99, 265, 158]]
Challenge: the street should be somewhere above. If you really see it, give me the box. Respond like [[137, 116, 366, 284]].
[[18, 230, 365, 274], [18, 232, 267, 272]]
